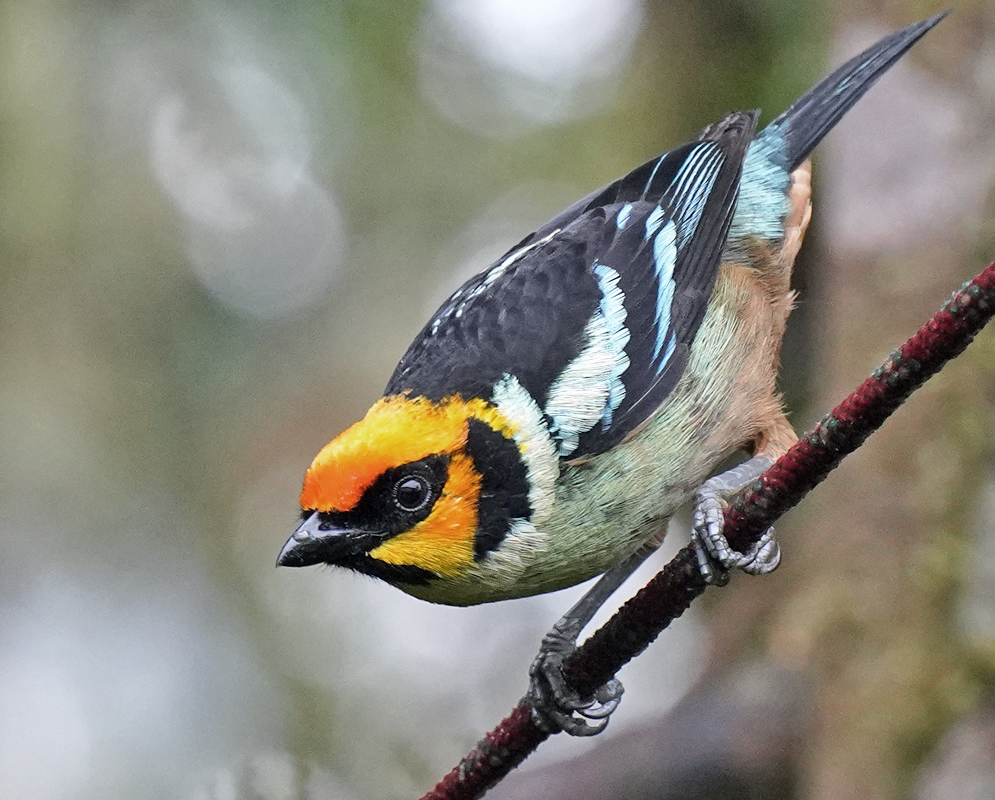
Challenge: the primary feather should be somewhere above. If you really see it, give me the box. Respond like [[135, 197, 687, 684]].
[[387, 113, 757, 460]]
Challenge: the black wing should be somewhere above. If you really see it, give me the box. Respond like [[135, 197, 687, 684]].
[[386, 223, 604, 407], [386, 111, 757, 460]]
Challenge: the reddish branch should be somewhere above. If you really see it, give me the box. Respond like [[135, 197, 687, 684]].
[[420, 262, 995, 800]]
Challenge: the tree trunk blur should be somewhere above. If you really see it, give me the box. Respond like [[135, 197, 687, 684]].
[[790, 5, 995, 798], [497, 5, 995, 799], [711, 5, 995, 799]]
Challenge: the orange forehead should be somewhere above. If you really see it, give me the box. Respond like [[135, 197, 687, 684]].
[[300, 394, 514, 512]]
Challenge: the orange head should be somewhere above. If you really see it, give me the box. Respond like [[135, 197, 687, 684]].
[[276, 394, 532, 589]]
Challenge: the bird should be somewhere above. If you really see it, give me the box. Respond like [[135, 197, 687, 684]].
[[277, 14, 944, 735]]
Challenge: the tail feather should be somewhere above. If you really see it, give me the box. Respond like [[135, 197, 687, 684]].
[[767, 11, 947, 171]]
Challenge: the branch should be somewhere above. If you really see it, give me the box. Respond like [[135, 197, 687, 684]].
[[419, 262, 995, 800]]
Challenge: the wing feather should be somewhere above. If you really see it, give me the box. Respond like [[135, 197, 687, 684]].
[[386, 111, 759, 461]]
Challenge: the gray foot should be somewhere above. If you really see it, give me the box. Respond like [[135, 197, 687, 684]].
[[692, 455, 781, 585], [526, 624, 623, 736], [524, 546, 652, 735]]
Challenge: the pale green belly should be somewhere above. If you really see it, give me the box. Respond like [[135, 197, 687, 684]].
[[403, 276, 773, 606]]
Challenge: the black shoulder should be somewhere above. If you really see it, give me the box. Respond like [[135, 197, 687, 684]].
[[387, 111, 758, 459], [385, 222, 603, 406]]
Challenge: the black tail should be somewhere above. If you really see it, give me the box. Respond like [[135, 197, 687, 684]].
[[769, 12, 946, 171]]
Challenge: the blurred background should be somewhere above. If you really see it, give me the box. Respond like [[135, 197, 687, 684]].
[[2, 1, 995, 798]]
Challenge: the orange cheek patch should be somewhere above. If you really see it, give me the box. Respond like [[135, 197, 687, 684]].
[[368, 453, 480, 577], [299, 394, 515, 513]]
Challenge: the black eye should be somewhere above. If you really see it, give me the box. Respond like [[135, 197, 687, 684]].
[[393, 475, 432, 512]]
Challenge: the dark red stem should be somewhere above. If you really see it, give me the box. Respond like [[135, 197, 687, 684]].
[[419, 262, 995, 800]]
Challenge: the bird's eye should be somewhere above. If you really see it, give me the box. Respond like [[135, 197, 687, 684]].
[[393, 475, 432, 512]]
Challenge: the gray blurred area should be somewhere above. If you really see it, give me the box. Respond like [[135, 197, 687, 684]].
[[2, 2, 994, 799]]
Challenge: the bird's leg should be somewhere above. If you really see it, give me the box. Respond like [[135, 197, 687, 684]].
[[692, 454, 780, 585], [525, 541, 658, 735]]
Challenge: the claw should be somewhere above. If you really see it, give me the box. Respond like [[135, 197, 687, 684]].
[[526, 626, 624, 735], [521, 546, 655, 736], [692, 455, 781, 585]]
